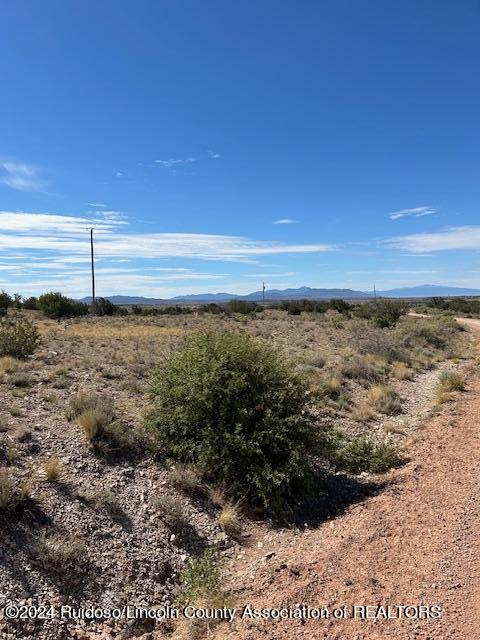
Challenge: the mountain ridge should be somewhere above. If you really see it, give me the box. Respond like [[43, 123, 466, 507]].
[[80, 284, 480, 305]]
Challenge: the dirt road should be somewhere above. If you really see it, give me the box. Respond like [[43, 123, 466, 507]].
[[214, 318, 480, 640]]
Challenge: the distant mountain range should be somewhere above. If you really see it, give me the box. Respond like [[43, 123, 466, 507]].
[[80, 284, 480, 305]]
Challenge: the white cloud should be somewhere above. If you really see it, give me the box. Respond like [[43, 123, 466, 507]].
[[207, 150, 222, 159], [87, 202, 107, 208], [388, 206, 436, 220], [0, 160, 48, 192], [155, 157, 196, 168], [273, 218, 298, 225], [387, 225, 480, 252], [0, 211, 334, 262]]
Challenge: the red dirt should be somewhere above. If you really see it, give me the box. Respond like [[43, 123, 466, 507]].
[[214, 319, 480, 640]]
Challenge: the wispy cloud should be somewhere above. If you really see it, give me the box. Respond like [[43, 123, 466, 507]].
[[155, 157, 196, 169], [387, 225, 480, 252], [273, 218, 298, 225], [87, 202, 107, 208], [0, 211, 334, 262], [0, 160, 48, 192], [388, 206, 436, 220], [207, 150, 222, 159]]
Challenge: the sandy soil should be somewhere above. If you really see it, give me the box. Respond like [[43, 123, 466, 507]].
[[211, 319, 480, 640]]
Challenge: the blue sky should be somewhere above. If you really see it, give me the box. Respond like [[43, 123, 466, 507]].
[[1, 0, 480, 297]]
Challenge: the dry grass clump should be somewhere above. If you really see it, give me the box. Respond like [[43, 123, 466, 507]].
[[438, 371, 465, 392], [340, 355, 383, 385], [44, 457, 62, 483], [153, 493, 186, 531], [308, 373, 342, 399], [434, 371, 466, 405], [350, 403, 375, 423], [169, 465, 201, 493], [0, 468, 31, 511], [66, 391, 115, 440], [78, 488, 121, 514], [391, 361, 412, 380], [33, 532, 86, 573], [218, 503, 242, 536], [367, 385, 402, 415], [0, 356, 20, 374], [9, 371, 33, 388]]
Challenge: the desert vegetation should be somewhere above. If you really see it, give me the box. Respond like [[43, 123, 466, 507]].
[[0, 296, 471, 638]]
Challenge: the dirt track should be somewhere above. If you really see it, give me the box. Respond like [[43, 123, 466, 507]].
[[214, 318, 480, 640]]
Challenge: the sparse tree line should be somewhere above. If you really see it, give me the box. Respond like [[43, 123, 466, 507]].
[[0, 289, 410, 328]]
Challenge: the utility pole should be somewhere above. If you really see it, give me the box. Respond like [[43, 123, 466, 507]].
[[373, 283, 377, 302], [90, 228, 96, 305], [262, 281, 266, 305]]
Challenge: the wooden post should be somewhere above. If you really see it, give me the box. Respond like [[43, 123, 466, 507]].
[[262, 282, 265, 305], [90, 228, 96, 305]]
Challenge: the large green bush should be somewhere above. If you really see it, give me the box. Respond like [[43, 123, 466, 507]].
[[0, 317, 40, 357], [37, 292, 88, 318], [146, 329, 314, 508]]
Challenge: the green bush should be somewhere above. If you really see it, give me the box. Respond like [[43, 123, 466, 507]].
[[92, 297, 117, 316], [322, 431, 402, 474], [355, 299, 408, 328], [0, 317, 40, 357], [0, 290, 13, 314], [226, 300, 262, 314], [179, 549, 221, 605], [37, 292, 88, 318], [146, 329, 314, 508], [22, 296, 39, 310]]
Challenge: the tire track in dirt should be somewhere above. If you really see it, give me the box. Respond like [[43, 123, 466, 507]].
[[213, 319, 480, 640]]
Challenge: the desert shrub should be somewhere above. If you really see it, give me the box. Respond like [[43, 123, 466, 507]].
[[226, 300, 261, 314], [92, 297, 117, 316], [351, 321, 405, 363], [429, 296, 480, 316], [153, 494, 186, 531], [391, 361, 412, 380], [0, 468, 31, 511], [307, 373, 342, 400], [66, 391, 115, 423], [9, 371, 33, 387], [340, 355, 383, 385], [37, 292, 88, 318], [322, 431, 402, 474], [218, 503, 241, 536], [367, 385, 402, 414], [199, 303, 224, 315], [438, 371, 465, 392], [179, 549, 221, 605], [22, 296, 39, 310], [358, 299, 408, 328], [0, 317, 40, 357], [169, 465, 201, 493], [394, 315, 463, 352], [33, 532, 86, 573], [335, 438, 401, 474], [350, 403, 375, 423], [0, 356, 20, 373], [67, 392, 115, 440], [146, 329, 314, 508], [0, 290, 12, 314]]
